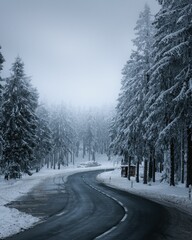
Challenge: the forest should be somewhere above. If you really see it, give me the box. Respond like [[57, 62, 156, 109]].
[[0, 55, 111, 178], [0, 0, 192, 189], [110, 0, 192, 188]]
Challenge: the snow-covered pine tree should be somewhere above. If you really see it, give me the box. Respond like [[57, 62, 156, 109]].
[[2, 57, 38, 178], [94, 111, 111, 155], [131, 4, 155, 183], [34, 104, 52, 171], [64, 109, 77, 164], [49, 106, 76, 168], [112, 58, 138, 157], [148, 0, 192, 186], [85, 114, 97, 161], [0, 46, 4, 102], [110, 4, 154, 183], [75, 108, 111, 160], [0, 46, 5, 163]]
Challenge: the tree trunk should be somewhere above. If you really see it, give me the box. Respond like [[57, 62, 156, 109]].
[[152, 153, 156, 182], [128, 156, 131, 181], [46, 155, 50, 168], [181, 129, 185, 184], [53, 152, 56, 170], [51, 153, 54, 168], [124, 151, 128, 164], [108, 150, 111, 161], [83, 140, 86, 158], [136, 158, 140, 183], [71, 151, 73, 163], [170, 139, 175, 186], [148, 150, 153, 181], [92, 151, 95, 161], [159, 162, 163, 173], [58, 150, 61, 169], [73, 152, 75, 165], [76, 141, 79, 158], [88, 147, 91, 161], [187, 128, 192, 187], [66, 152, 69, 166], [58, 162, 60, 169], [143, 159, 148, 184]]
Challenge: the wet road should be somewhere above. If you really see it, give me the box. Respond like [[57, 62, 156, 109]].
[[5, 170, 192, 240]]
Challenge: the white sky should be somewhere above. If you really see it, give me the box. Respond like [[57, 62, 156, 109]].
[[0, 0, 160, 107]]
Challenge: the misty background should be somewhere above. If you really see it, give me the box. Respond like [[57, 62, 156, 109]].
[[0, 0, 159, 107]]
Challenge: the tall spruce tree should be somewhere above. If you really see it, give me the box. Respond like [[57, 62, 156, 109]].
[[0, 46, 5, 163], [110, 4, 154, 183], [34, 104, 52, 171], [131, 4, 155, 183], [49, 106, 75, 168], [0, 46, 4, 102], [2, 57, 38, 178]]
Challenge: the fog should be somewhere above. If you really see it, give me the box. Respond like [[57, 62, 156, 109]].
[[0, 0, 160, 107]]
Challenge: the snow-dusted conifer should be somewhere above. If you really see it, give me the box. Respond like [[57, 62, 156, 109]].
[[49, 106, 76, 168], [34, 104, 52, 171], [0, 46, 5, 162], [74, 108, 111, 160], [94, 111, 111, 155], [2, 57, 38, 178], [85, 114, 97, 161], [110, 4, 154, 183]]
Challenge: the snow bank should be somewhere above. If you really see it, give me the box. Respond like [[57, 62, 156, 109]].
[[0, 206, 39, 239], [97, 168, 192, 216]]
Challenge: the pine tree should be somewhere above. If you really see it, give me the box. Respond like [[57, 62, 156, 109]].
[[34, 104, 52, 171], [74, 108, 111, 160], [0, 46, 5, 164], [2, 57, 38, 178], [110, 4, 154, 183], [85, 115, 96, 161], [0, 46, 4, 102], [49, 106, 76, 168], [94, 111, 111, 155], [131, 4, 155, 183]]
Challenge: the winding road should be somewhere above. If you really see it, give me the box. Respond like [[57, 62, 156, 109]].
[[5, 170, 192, 240]]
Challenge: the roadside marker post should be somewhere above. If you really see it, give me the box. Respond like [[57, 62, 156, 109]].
[[131, 180, 133, 188], [189, 184, 192, 200]]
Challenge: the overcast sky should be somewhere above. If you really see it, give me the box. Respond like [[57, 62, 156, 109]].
[[0, 0, 160, 108]]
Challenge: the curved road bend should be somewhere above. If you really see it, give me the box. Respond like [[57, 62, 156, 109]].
[[5, 170, 192, 240]]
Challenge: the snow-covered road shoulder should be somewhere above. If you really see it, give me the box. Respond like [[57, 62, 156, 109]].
[[0, 206, 39, 239], [97, 169, 192, 216]]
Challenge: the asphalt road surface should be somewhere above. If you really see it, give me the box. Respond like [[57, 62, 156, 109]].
[[5, 170, 192, 240]]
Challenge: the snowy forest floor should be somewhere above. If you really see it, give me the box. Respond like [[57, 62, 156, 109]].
[[1, 154, 192, 239]]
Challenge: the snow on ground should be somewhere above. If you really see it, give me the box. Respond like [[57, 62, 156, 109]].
[[0, 154, 113, 239], [97, 165, 192, 216], [2, 153, 192, 239]]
